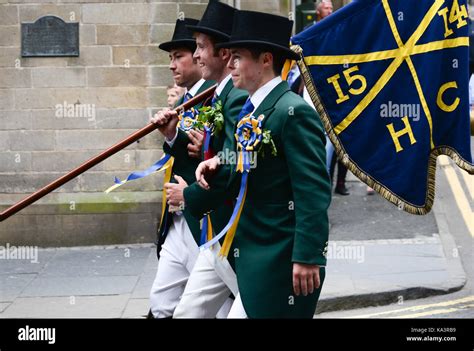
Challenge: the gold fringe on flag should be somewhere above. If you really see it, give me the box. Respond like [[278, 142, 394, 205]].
[[291, 44, 473, 215]]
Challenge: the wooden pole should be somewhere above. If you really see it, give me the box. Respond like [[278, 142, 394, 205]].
[[0, 84, 216, 222]]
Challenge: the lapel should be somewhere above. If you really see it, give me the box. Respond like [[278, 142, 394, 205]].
[[242, 81, 290, 130], [173, 80, 216, 108], [195, 80, 216, 108], [196, 79, 216, 95], [218, 78, 234, 105], [174, 95, 184, 108]]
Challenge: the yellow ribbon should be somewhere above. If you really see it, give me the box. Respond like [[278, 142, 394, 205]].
[[219, 182, 248, 258], [104, 157, 174, 194], [206, 214, 214, 244], [281, 59, 295, 80], [159, 157, 175, 228], [236, 148, 244, 173]]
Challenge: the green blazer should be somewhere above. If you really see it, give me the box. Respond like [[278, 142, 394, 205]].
[[157, 79, 215, 249], [186, 81, 331, 318], [183, 78, 248, 267]]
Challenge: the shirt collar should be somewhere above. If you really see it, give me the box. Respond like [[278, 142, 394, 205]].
[[216, 74, 232, 97], [186, 78, 206, 98], [249, 76, 283, 113]]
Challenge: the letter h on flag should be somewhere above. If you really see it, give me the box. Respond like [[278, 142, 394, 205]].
[[291, 0, 473, 214]]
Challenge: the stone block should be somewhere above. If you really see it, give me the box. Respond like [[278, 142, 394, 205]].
[[151, 3, 178, 24], [0, 172, 81, 193], [15, 87, 148, 110], [67, 46, 111, 67], [80, 24, 96, 45], [0, 48, 20, 67], [82, 3, 150, 24], [112, 45, 168, 66], [0, 152, 31, 172], [19, 4, 80, 22], [0, 110, 31, 130], [31, 109, 96, 130], [0, 89, 15, 110], [93, 109, 150, 129], [149, 66, 174, 87], [177, 3, 207, 20], [146, 87, 168, 108], [30, 151, 99, 172], [0, 5, 19, 25], [0, 131, 9, 150], [9, 130, 55, 151], [55, 129, 138, 151], [0, 68, 31, 88], [20, 57, 68, 68], [32, 68, 85, 88], [0, 26, 19, 46], [87, 67, 148, 87], [97, 25, 149, 45], [150, 24, 175, 45]]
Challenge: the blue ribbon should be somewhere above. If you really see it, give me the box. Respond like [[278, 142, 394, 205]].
[[199, 214, 209, 245], [113, 154, 172, 185], [199, 171, 248, 250], [203, 125, 212, 153], [199, 125, 214, 245]]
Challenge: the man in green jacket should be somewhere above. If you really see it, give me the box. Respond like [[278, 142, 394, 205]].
[[162, 0, 248, 318], [148, 17, 219, 318], [191, 10, 331, 318]]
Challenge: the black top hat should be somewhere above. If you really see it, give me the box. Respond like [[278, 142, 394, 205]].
[[186, 0, 236, 41], [159, 18, 199, 52], [217, 11, 299, 60]]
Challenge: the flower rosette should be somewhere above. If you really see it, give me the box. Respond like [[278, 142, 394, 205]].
[[178, 107, 198, 132], [235, 114, 264, 173]]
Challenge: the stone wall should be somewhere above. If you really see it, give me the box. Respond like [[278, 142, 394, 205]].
[[0, 0, 210, 246]]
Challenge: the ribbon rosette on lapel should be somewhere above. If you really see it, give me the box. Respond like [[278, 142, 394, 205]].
[[235, 114, 264, 172], [178, 107, 199, 132], [200, 114, 266, 258]]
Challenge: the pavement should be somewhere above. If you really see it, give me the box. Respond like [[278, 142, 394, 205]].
[[0, 167, 467, 318]]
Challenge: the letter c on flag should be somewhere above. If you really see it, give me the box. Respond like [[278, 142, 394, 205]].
[[437, 81, 460, 112]]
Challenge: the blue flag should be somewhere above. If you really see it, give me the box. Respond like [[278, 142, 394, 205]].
[[291, 0, 473, 214]]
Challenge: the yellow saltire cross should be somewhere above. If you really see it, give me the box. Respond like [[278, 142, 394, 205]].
[[303, 0, 469, 149]]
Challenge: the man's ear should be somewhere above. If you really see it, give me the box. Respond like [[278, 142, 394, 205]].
[[262, 52, 274, 69], [220, 48, 231, 61]]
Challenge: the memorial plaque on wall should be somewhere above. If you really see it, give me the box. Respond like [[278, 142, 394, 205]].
[[21, 16, 79, 57]]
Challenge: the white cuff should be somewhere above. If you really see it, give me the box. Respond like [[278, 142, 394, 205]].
[[165, 129, 179, 147]]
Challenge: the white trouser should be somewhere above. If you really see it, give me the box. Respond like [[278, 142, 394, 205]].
[[149, 215, 232, 318], [173, 242, 238, 318], [227, 293, 248, 318], [149, 215, 198, 318]]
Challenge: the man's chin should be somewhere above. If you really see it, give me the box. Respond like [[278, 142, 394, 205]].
[[233, 81, 243, 90], [201, 69, 213, 82]]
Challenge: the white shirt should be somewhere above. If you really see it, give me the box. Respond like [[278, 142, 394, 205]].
[[215, 74, 232, 97], [249, 76, 283, 114]]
